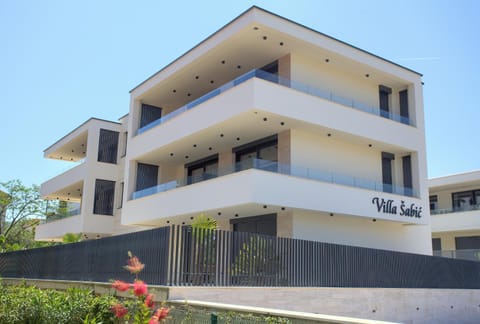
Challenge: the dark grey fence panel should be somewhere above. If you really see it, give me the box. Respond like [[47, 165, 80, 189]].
[[0, 226, 170, 284], [1, 225, 480, 288]]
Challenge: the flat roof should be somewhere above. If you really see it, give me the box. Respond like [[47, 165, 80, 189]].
[[43, 117, 121, 152], [130, 5, 421, 93]]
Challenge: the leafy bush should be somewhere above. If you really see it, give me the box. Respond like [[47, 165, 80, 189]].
[[0, 283, 117, 324]]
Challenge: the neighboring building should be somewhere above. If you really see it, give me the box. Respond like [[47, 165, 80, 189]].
[[36, 6, 431, 254], [430, 170, 480, 261], [35, 117, 140, 241]]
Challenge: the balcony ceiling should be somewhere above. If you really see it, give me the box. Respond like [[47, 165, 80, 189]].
[[45, 131, 88, 162], [137, 20, 410, 109], [43, 181, 83, 202]]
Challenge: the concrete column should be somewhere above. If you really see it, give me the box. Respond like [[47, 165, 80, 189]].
[[277, 211, 293, 238], [218, 150, 234, 176], [277, 130, 291, 170]]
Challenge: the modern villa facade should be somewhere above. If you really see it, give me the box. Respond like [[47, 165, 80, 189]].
[[35, 6, 432, 255], [430, 170, 480, 260]]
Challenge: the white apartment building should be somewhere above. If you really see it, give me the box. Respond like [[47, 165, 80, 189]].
[[36, 6, 431, 255], [430, 170, 480, 260], [35, 117, 134, 241]]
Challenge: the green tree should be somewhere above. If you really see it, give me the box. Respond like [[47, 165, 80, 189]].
[[62, 232, 82, 243], [0, 180, 51, 252]]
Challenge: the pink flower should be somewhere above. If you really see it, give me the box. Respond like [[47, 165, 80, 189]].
[[111, 303, 128, 318], [149, 318, 159, 324], [133, 280, 148, 296], [145, 293, 155, 309], [124, 253, 145, 274], [151, 307, 169, 322], [111, 280, 131, 292]]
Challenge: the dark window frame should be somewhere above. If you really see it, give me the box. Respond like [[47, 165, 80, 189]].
[[97, 129, 119, 164], [136, 162, 159, 192], [429, 195, 438, 211], [121, 132, 128, 158], [230, 214, 277, 236], [93, 179, 115, 216], [402, 155, 413, 195], [381, 152, 395, 193], [233, 135, 278, 161], [432, 238, 441, 251], [139, 104, 162, 129], [451, 189, 480, 210], [379, 85, 392, 118], [399, 89, 409, 123], [185, 154, 219, 185], [455, 236, 480, 250]]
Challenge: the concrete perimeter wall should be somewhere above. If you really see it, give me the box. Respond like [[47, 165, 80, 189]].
[[169, 287, 480, 324], [2, 278, 479, 323]]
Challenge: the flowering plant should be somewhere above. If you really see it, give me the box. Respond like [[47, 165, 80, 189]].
[[111, 251, 169, 323]]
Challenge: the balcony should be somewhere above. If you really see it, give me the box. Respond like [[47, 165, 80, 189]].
[[45, 206, 81, 223], [136, 69, 414, 136], [40, 161, 86, 199], [132, 159, 417, 201], [431, 204, 480, 215], [434, 249, 480, 262]]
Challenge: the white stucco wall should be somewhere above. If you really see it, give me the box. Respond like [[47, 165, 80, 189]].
[[291, 210, 431, 254]]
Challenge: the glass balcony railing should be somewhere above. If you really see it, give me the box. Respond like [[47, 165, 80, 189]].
[[431, 204, 480, 215], [131, 158, 417, 200], [433, 249, 480, 262], [45, 207, 81, 223], [136, 69, 414, 135]]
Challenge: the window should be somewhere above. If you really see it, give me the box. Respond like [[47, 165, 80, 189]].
[[455, 236, 480, 250], [381, 152, 394, 193], [429, 195, 438, 211], [93, 179, 115, 215], [234, 135, 278, 171], [399, 89, 409, 124], [118, 182, 124, 209], [432, 238, 441, 251], [231, 214, 277, 236], [379, 85, 392, 118], [121, 132, 128, 157], [259, 60, 279, 82], [139, 104, 162, 128], [452, 190, 480, 211], [136, 163, 159, 191], [97, 129, 119, 164], [186, 155, 219, 185], [402, 155, 412, 195]]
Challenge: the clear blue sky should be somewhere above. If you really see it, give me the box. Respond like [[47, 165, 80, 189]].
[[1, 0, 479, 186]]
